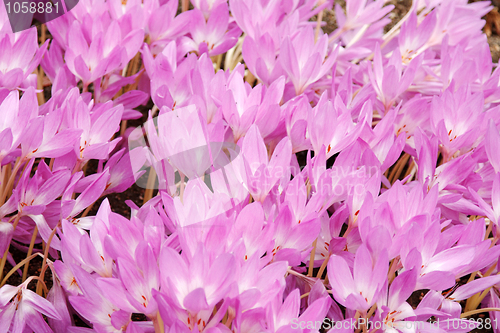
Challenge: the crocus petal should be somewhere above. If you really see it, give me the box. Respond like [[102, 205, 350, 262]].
[[450, 275, 500, 301], [183, 288, 209, 313]]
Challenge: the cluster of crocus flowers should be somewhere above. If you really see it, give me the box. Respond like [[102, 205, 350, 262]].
[[1, 0, 500, 332]]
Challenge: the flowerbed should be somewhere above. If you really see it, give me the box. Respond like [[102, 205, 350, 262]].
[[1, 0, 500, 332]]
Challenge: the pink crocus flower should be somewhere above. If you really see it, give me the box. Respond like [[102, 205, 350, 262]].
[[167, 178, 232, 229], [58, 88, 123, 164], [266, 288, 332, 333], [283, 96, 312, 153], [144, 105, 221, 180], [402, 240, 476, 291], [488, 289, 500, 333], [279, 27, 336, 95], [398, 10, 436, 64], [0, 28, 48, 90], [307, 93, 367, 159], [0, 2, 12, 34], [97, 243, 160, 317], [47, 264, 73, 332], [107, 0, 147, 32], [359, 106, 406, 173], [65, 20, 144, 87], [191, 0, 226, 18], [156, 244, 237, 331], [59, 169, 110, 227], [142, 42, 196, 111], [331, 0, 393, 38], [373, 269, 420, 333], [429, 85, 486, 161], [229, 0, 285, 40], [485, 119, 500, 173], [221, 73, 285, 141], [0, 88, 39, 164], [242, 32, 283, 86], [470, 172, 500, 226], [239, 124, 292, 203], [19, 113, 83, 163], [40, 41, 78, 91], [67, 264, 132, 331], [227, 202, 274, 261], [0, 278, 62, 332], [327, 244, 388, 311], [2, 159, 71, 248], [60, 217, 114, 277], [180, 3, 241, 57], [74, 147, 146, 196], [220, 71, 263, 141], [147, 0, 191, 54], [368, 45, 417, 112], [270, 205, 321, 266]]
